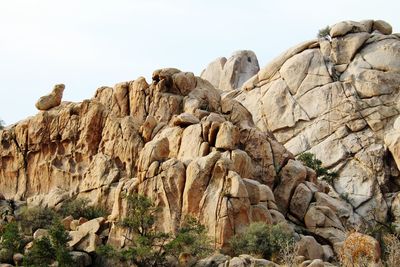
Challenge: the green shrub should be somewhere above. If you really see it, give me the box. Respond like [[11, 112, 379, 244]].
[[23, 236, 56, 267], [317, 26, 331, 38], [19, 206, 58, 232], [118, 193, 169, 267], [97, 194, 213, 267], [59, 198, 107, 220], [23, 220, 73, 267], [165, 216, 213, 260], [297, 152, 338, 184], [49, 220, 73, 267], [0, 222, 23, 253], [229, 222, 294, 261]]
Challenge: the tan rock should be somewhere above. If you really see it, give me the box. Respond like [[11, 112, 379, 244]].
[[202, 50, 259, 91], [215, 121, 240, 150], [200, 57, 227, 89], [373, 20, 392, 35], [304, 205, 345, 244], [77, 217, 104, 235], [173, 71, 197, 96], [62, 215, 74, 230], [33, 229, 49, 240], [171, 113, 199, 127], [76, 232, 102, 253], [274, 159, 307, 213], [297, 235, 324, 260], [235, 19, 400, 225], [242, 178, 260, 205], [289, 183, 313, 220], [35, 84, 65, 110]]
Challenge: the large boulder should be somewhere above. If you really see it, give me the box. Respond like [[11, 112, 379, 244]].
[[201, 50, 260, 91], [35, 84, 65, 111]]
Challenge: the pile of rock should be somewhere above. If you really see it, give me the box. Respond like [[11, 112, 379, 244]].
[[2, 19, 399, 266], [212, 19, 400, 226]]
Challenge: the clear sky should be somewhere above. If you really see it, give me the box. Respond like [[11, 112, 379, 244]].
[[1, 0, 399, 125]]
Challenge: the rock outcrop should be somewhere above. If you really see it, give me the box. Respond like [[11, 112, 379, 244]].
[[2, 19, 400, 266], [35, 84, 65, 111], [201, 50, 260, 91], [230, 19, 400, 224], [1, 66, 354, 258]]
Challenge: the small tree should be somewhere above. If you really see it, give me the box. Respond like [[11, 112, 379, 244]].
[[297, 152, 338, 184], [229, 222, 294, 261], [49, 220, 73, 267], [165, 216, 213, 261], [23, 220, 73, 267], [24, 236, 56, 267], [97, 194, 213, 267], [0, 222, 23, 253], [317, 26, 331, 38], [118, 193, 170, 267]]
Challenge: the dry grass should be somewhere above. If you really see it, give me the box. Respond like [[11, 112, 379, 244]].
[[382, 233, 400, 267], [339, 231, 381, 267]]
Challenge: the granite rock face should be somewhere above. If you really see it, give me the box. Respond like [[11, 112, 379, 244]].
[[2, 19, 399, 265], [232, 19, 400, 224], [201, 50, 260, 91], [0, 68, 352, 254]]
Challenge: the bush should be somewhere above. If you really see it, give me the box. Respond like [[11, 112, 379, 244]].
[[19, 206, 58, 232], [165, 216, 213, 261], [0, 221, 23, 253], [23, 220, 73, 267], [297, 152, 338, 184], [229, 222, 294, 261], [59, 198, 107, 220], [382, 233, 400, 266], [24, 236, 56, 267], [317, 26, 331, 38], [97, 194, 213, 267], [339, 232, 381, 267], [49, 220, 73, 267]]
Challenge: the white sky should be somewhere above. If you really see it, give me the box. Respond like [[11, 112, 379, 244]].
[[1, 0, 399, 125]]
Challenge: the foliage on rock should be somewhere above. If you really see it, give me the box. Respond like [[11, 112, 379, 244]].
[[339, 231, 381, 267], [19, 206, 58, 232], [317, 25, 331, 38], [229, 222, 294, 261], [97, 193, 213, 267], [59, 198, 107, 220], [297, 152, 338, 184], [24, 236, 56, 267], [24, 220, 73, 267], [0, 221, 23, 254]]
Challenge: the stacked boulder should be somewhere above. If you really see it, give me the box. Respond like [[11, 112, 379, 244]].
[[208, 19, 400, 225]]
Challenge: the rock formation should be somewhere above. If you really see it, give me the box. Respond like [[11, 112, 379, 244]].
[[1, 64, 356, 260], [201, 50, 259, 91], [220, 20, 400, 226], [35, 84, 65, 111], [1, 19, 400, 266]]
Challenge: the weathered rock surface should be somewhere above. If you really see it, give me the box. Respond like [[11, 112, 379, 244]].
[[35, 84, 65, 111], [233, 19, 400, 223], [3, 19, 397, 266], [201, 50, 259, 91], [0, 66, 346, 255]]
